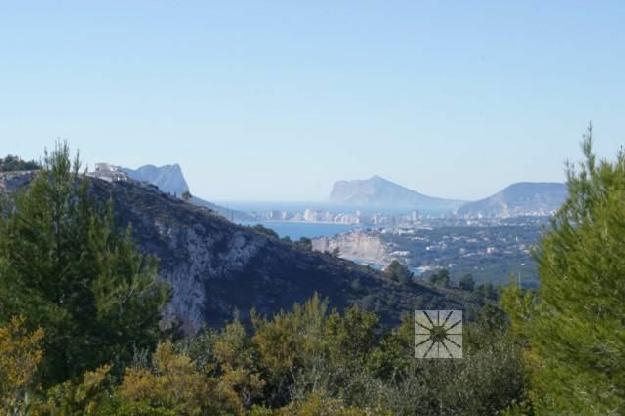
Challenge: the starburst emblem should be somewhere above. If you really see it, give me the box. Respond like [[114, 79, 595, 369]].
[[415, 310, 462, 359]]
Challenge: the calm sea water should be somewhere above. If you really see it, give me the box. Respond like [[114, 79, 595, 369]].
[[239, 221, 355, 240]]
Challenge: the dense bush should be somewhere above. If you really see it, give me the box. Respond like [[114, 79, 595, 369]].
[[458, 274, 475, 291], [0, 295, 525, 415], [429, 269, 451, 287], [383, 260, 413, 285], [0, 154, 39, 172]]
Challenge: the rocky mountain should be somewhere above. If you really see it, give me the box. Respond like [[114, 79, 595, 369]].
[[121, 163, 253, 221], [458, 182, 567, 218], [123, 164, 189, 196], [313, 231, 391, 266], [330, 175, 464, 212], [189, 196, 254, 222], [0, 171, 471, 333]]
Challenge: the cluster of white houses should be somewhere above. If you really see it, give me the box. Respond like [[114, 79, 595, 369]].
[[86, 163, 128, 183]]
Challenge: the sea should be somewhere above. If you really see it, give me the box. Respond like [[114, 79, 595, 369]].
[[219, 200, 404, 240]]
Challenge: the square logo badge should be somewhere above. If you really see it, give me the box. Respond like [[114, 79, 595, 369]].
[[415, 310, 462, 359]]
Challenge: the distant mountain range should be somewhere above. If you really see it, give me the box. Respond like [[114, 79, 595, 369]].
[[118, 166, 567, 220], [457, 182, 567, 218], [330, 176, 567, 218], [122, 164, 253, 221], [330, 175, 465, 212]]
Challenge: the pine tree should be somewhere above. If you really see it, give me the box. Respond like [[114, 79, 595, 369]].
[[0, 142, 170, 385], [383, 260, 413, 285], [506, 125, 625, 414], [458, 273, 475, 291]]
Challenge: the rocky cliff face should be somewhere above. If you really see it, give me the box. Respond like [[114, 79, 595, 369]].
[[330, 175, 463, 212], [313, 231, 391, 266], [123, 164, 189, 196], [458, 182, 566, 218]]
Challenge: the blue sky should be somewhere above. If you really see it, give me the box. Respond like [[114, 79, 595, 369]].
[[1, 1, 624, 201]]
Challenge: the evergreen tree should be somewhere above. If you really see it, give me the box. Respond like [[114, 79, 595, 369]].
[[458, 273, 475, 291], [181, 190, 192, 201], [505, 125, 625, 414], [0, 142, 170, 384], [429, 269, 450, 287], [251, 224, 279, 240], [475, 282, 498, 301], [295, 237, 313, 251], [383, 260, 413, 285]]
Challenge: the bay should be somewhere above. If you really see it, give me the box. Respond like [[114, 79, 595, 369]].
[[239, 220, 355, 240]]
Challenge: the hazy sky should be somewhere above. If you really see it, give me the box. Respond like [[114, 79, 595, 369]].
[[1, 1, 624, 201]]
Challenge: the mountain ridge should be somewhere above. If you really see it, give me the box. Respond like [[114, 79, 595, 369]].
[[330, 175, 465, 212], [122, 163, 253, 221], [0, 171, 471, 333], [457, 182, 567, 218], [122, 164, 189, 196]]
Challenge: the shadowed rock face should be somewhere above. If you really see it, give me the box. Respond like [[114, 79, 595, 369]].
[[94, 178, 468, 332], [1, 172, 470, 333], [0, 171, 38, 192]]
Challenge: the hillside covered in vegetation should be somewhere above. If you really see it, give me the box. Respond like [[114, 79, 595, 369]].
[[1, 130, 624, 415], [0, 153, 476, 334]]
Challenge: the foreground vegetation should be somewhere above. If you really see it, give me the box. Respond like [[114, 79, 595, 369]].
[[2, 294, 523, 415], [1, 127, 624, 415], [501, 126, 625, 415]]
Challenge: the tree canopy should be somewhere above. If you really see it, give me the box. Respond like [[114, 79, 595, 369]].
[[383, 260, 413, 285], [503, 125, 625, 414], [0, 154, 40, 172], [0, 142, 170, 384]]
